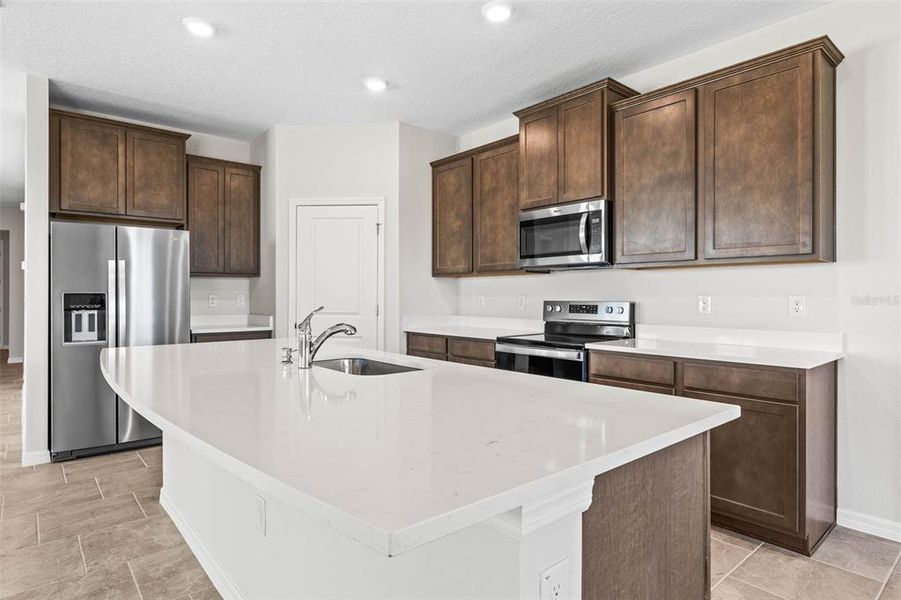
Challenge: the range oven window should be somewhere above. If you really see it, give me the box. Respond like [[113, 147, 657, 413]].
[[495, 349, 585, 381], [520, 213, 584, 260]]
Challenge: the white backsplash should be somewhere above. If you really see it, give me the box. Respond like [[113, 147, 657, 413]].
[[190, 277, 251, 316]]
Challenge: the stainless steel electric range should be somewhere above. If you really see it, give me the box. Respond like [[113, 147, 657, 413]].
[[495, 300, 635, 381]]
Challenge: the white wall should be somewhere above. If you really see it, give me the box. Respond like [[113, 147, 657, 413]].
[[0, 207, 24, 360], [22, 74, 49, 465], [249, 128, 278, 324], [398, 123, 459, 333], [453, 1, 901, 533], [255, 123, 403, 350]]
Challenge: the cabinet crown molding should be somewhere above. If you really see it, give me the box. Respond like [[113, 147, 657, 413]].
[[429, 135, 519, 169], [513, 77, 638, 117], [611, 35, 844, 112], [49, 108, 192, 141]]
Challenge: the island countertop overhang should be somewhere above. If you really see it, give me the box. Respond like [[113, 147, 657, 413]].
[[100, 338, 739, 557]]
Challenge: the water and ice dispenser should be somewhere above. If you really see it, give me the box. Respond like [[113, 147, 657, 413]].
[[62, 293, 107, 344]]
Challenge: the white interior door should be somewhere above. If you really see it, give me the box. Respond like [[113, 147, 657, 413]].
[[295, 204, 380, 350]]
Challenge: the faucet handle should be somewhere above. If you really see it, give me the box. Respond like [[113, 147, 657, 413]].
[[281, 347, 297, 364], [296, 306, 325, 333]]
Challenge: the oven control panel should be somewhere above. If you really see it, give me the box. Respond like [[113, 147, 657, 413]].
[[543, 300, 633, 324]]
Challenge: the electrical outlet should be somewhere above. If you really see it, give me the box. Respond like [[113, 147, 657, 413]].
[[476, 295, 486, 309], [237, 294, 246, 307], [518, 295, 526, 310], [540, 558, 569, 600], [788, 295, 807, 317], [697, 295, 712, 315], [208, 294, 217, 308], [254, 494, 267, 536]]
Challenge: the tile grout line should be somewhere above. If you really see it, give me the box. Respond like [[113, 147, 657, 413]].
[[874, 549, 901, 599], [713, 534, 764, 554], [127, 559, 146, 600], [135, 451, 149, 468], [808, 550, 894, 584], [711, 543, 762, 591], [134, 492, 148, 519], [94, 476, 104, 499], [76, 534, 87, 574], [61, 464, 68, 483], [0, 494, 5, 520], [35, 512, 40, 544], [729, 574, 793, 600]]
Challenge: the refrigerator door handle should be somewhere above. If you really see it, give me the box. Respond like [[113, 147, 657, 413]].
[[117, 259, 126, 347], [107, 260, 117, 348]]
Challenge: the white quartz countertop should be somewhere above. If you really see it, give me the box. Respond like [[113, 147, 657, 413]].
[[403, 324, 536, 340], [586, 338, 844, 369], [100, 338, 738, 557]]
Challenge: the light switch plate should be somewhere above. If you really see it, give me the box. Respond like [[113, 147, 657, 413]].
[[208, 294, 217, 308], [237, 294, 246, 307], [254, 494, 267, 536]]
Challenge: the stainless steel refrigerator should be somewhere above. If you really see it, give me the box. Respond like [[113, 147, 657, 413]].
[[50, 222, 189, 461]]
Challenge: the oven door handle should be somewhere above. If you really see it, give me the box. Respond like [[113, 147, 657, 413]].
[[578, 212, 589, 254], [495, 343, 584, 362]]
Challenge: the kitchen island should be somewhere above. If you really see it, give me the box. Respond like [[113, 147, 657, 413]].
[[100, 338, 738, 599]]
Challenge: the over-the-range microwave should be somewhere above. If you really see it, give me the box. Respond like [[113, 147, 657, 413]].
[[518, 199, 610, 269]]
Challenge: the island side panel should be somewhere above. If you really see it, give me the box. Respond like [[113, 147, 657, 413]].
[[582, 433, 710, 599]]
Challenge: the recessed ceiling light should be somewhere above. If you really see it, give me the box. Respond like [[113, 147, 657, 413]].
[[363, 77, 388, 93], [482, 2, 513, 23], [182, 17, 215, 38]]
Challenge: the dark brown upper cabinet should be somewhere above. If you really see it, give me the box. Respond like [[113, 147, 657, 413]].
[[187, 155, 261, 277], [514, 79, 638, 210], [126, 129, 186, 221], [50, 110, 189, 225], [611, 36, 843, 268], [473, 141, 519, 273], [614, 90, 697, 264], [432, 157, 473, 276], [431, 136, 525, 277]]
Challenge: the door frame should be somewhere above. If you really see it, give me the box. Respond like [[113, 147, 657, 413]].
[[287, 198, 386, 350]]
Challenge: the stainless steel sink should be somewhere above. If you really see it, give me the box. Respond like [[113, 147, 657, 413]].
[[313, 357, 421, 376]]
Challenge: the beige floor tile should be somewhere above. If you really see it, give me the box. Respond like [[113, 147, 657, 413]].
[[96, 466, 162, 498], [733, 544, 883, 600], [37, 494, 146, 544], [129, 544, 213, 600], [881, 561, 901, 600], [190, 586, 223, 600], [0, 513, 37, 552], [134, 487, 165, 518], [714, 577, 784, 599], [1, 562, 142, 600], [137, 445, 162, 468], [712, 538, 756, 586], [61, 452, 147, 483], [712, 526, 765, 552], [0, 464, 65, 494], [0, 536, 84, 598], [1, 479, 101, 520], [813, 526, 901, 582], [80, 514, 184, 572]]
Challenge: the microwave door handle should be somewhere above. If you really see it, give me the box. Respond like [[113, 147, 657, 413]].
[[578, 212, 589, 254]]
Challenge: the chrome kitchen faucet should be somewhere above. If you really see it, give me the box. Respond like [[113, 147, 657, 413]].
[[294, 306, 357, 368]]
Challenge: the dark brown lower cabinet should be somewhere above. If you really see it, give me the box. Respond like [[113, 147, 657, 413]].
[[191, 330, 272, 343], [583, 433, 710, 599], [405, 332, 495, 368], [589, 350, 837, 556]]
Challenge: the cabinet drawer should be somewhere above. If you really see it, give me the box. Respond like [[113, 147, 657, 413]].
[[448, 356, 495, 369], [447, 337, 495, 362], [589, 352, 676, 387], [408, 349, 447, 361], [191, 331, 271, 343], [683, 362, 799, 403], [407, 333, 447, 355], [589, 376, 674, 395]]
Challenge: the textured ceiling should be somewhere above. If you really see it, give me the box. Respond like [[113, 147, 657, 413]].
[[0, 1, 829, 142]]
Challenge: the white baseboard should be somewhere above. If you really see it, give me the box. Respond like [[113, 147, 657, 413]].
[[21, 450, 50, 467], [160, 488, 245, 600], [6, 356, 23, 364], [838, 508, 901, 543]]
